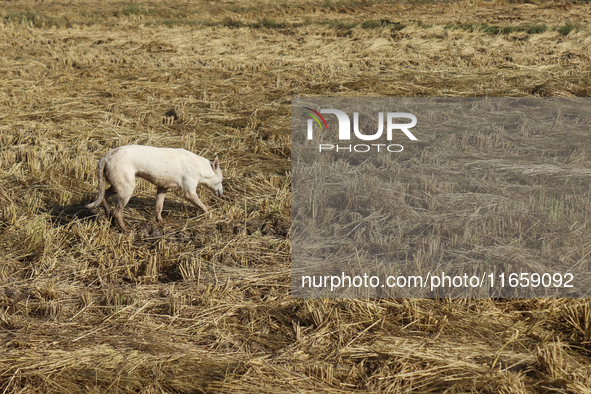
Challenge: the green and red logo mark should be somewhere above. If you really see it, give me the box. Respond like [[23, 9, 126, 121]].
[[304, 107, 329, 139]]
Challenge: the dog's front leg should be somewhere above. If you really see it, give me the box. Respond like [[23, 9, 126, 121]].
[[155, 187, 168, 222], [184, 191, 208, 214]]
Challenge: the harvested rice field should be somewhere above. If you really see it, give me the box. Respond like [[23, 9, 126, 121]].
[[1, 0, 591, 392]]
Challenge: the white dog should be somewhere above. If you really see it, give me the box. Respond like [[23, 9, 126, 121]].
[[86, 145, 223, 231]]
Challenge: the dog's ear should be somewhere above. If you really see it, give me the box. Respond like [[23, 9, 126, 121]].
[[213, 157, 219, 170]]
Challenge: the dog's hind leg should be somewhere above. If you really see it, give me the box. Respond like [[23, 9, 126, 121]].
[[155, 187, 168, 222], [101, 186, 116, 217], [113, 181, 135, 232]]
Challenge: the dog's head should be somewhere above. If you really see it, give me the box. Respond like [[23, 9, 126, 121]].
[[211, 157, 223, 196]]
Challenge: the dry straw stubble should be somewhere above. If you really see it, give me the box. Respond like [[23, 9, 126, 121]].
[[1, 0, 591, 392]]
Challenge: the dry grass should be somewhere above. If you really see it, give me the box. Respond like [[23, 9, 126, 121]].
[[1, 0, 591, 392]]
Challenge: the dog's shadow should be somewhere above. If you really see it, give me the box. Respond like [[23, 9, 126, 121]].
[[47, 204, 97, 226], [47, 196, 198, 229]]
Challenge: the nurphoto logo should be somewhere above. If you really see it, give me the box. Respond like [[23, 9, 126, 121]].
[[304, 107, 418, 153]]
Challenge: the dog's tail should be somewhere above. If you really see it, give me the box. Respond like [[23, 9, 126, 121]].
[[85, 155, 108, 209]]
